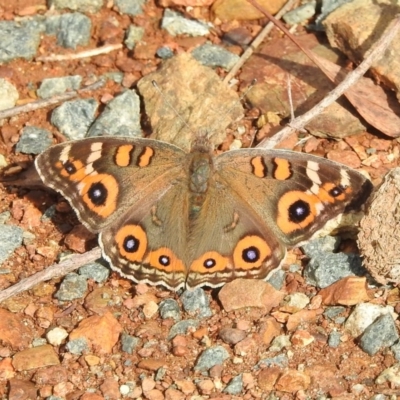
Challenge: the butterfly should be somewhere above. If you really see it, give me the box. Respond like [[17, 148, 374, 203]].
[[35, 136, 372, 290]]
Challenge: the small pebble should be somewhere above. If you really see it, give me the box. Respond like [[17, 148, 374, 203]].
[[161, 9, 210, 37], [194, 346, 229, 372], [0, 20, 43, 63], [219, 327, 246, 345], [46, 327, 68, 346], [303, 237, 366, 288], [121, 333, 140, 354], [54, 273, 88, 301], [15, 126, 53, 154], [168, 319, 199, 340], [115, 0, 145, 15], [79, 261, 110, 283], [267, 269, 286, 290], [156, 46, 174, 59], [0, 79, 19, 110], [124, 25, 144, 50], [181, 288, 212, 318], [191, 43, 240, 70], [0, 225, 24, 264], [328, 331, 341, 348], [159, 299, 181, 322], [56, 13, 92, 49], [223, 374, 243, 395], [51, 98, 98, 140], [87, 90, 141, 137], [359, 313, 399, 356], [283, 1, 316, 25], [66, 338, 89, 355], [345, 303, 395, 337], [269, 335, 291, 352], [37, 75, 82, 99]]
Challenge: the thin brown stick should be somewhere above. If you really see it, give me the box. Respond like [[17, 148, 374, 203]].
[[223, 0, 297, 84], [36, 43, 123, 62], [0, 247, 102, 303], [0, 79, 105, 120], [256, 14, 400, 149]]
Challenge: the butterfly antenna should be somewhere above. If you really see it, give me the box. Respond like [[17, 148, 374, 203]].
[[151, 80, 192, 131], [206, 79, 257, 140]]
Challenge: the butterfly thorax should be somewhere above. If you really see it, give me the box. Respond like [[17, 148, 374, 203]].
[[188, 148, 213, 218]]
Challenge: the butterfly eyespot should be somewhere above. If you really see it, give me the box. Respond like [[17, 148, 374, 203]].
[[329, 185, 344, 197], [63, 160, 77, 174], [88, 182, 108, 206], [277, 191, 318, 234], [233, 236, 271, 269], [203, 258, 216, 269], [123, 235, 140, 253], [159, 255, 170, 266], [81, 174, 119, 217], [147, 248, 185, 273], [242, 246, 260, 263], [288, 199, 311, 223], [115, 225, 147, 263], [190, 252, 229, 273]]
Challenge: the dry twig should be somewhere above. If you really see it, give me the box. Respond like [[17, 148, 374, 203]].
[[0, 79, 105, 120], [36, 43, 123, 62], [252, 11, 400, 148], [223, 0, 297, 84], [0, 248, 102, 303]]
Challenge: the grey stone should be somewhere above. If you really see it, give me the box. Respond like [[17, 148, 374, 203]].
[[0, 225, 24, 264], [159, 299, 181, 322], [56, 13, 92, 49], [314, 0, 353, 30], [51, 98, 98, 140], [192, 43, 240, 71], [155, 367, 166, 381], [87, 90, 141, 137], [15, 126, 53, 154], [269, 335, 291, 352], [283, 1, 316, 25], [392, 342, 400, 361], [32, 338, 48, 347], [161, 9, 210, 37], [102, 71, 124, 84], [302, 236, 340, 258], [41, 205, 57, 222], [55, 273, 88, 301], [167, 319, 199, 340], [0, 79, 19, 110], [359, 313, 399, 356], [324, 306, 346, 321], [267, 269, 286, 290], [156, 46, 174, 59], [181, 288, 212, 319], [328, 331, 341, 348], [79, 260, 110, 283], [124, 25, 145, 50], [48, 0, 104, 13], [0, 211, 11, 224], [37, 75, 82, 99], [256, 354, 289, 369], [194, 345, 230, 371], [0, 20, 43, 62], [66, 337, 89, 355], [223, 374, 243, 395], [121, 333, 140, 354], [115, 0, 145, 16], [303, 238, 366, 288]]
